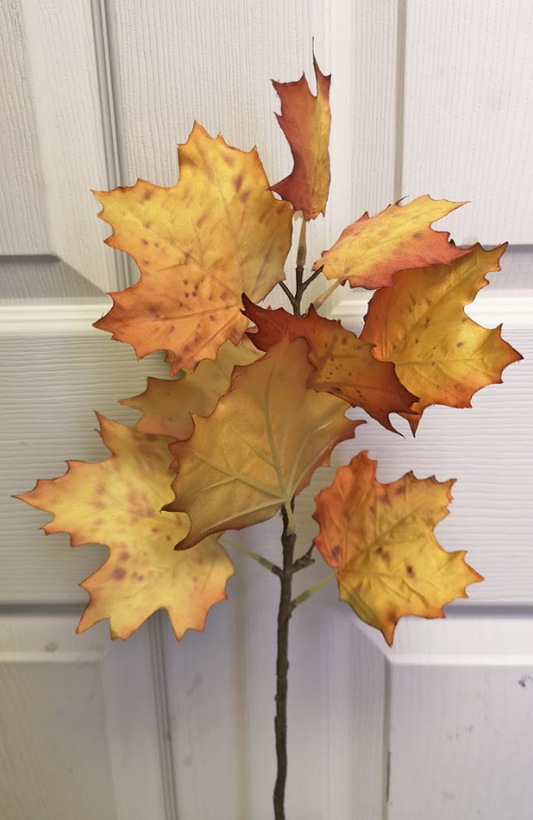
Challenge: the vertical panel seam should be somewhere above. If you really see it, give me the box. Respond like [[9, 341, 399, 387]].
[[382, 657, 392, 820], [148, 613, 180, 820], [394, 0, 408, 202], [90, 0, 130, 291]]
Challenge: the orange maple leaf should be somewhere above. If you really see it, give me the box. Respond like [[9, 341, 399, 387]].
[[243, 297, 416, 431], [17, 417, 233, 640], [361, 243, 523, 432], [313, 452, 483, 645], [271, 56, 331, 220], [93, 123, 293, 374], [313, 195, 469, 289]]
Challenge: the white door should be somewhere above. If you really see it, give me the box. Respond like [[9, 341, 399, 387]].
[[2, 1, 533, 818]]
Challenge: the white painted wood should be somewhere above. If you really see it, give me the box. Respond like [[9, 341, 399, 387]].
[[0, 0, 123, 296], [3, 0, 533, 816], [2, 243, 532, 819], [0, 0, 49, 255], [400, 0, 533, 246], [384, 612, 533, 819], [164, 543, 386, 820], [0, 610, 168, 820], [0, 303, 171, 603]]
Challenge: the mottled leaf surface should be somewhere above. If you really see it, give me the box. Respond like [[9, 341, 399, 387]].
[[313, 195, 469, 289], [313, 452, 482, 645], [121, 341, 261, 440], [243, 298, 416, 431], [271, 57, 331, 220], [167, 337, 361, 549], [17, 417, 233, 639], [361, 243, 522, 432], [94, 123, 293, 374]]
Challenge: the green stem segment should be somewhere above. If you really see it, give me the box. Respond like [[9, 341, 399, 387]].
[[219, 537, 280, 575], [291, 571, 337, 610]]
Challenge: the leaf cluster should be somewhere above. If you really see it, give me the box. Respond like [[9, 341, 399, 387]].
[[19, 58, 521, 645]]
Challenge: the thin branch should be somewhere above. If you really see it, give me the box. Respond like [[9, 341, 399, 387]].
[[292, 544, 315, 573], [291, 571, 337, 611], [279, 280, 297, 309], [219, 536, 282, 577], [300, 265, 323, 293]]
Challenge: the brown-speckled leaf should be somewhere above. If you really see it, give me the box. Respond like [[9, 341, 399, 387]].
[[93, 123, 293, 374], [121, 341, 261, 440], [313, 451, 482, 645], [243, 298, 416, 431], [271, 57, 331, 220], [313, 195, 470, 289], [361, 243, 523, 433], [17, 417, 233, 640], [166, 337, 362, 549]]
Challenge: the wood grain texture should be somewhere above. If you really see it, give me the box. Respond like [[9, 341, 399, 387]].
[[0, 0, 49, 254], [1, 305, 170, 603], [400, 0, 533, 246], [0, 610, 168, 820]]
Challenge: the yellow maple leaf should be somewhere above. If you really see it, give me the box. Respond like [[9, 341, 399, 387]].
[[121, 340, 261, 440], [313, 195, 469, 289], [313, 451, 482, 645], [17, 416, 233, 640], [93, 123, 293, 374], [166, 337, 362, 549], [361, 243, 523, 432], [271, 56, 331, 220]]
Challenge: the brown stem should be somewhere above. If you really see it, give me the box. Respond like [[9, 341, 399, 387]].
[[273, 507, 296, 820], [293, 219, 307, 317]]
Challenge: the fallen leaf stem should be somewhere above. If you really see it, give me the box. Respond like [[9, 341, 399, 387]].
[[291, 571, 337, 611], [273, 506, 297, 820], [219, 536, 281, 576]]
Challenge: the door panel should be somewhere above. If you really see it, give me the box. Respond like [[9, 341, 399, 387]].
[[1, 0, 533, 817], [0, 611, 168, 820]]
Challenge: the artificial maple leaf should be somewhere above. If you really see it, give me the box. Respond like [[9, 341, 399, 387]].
[[166, 337, 362, 549], [271, 56, 331, 220], [243, 297, 416, 431], [312, 195, 469, 289], [121, 341, 261, 440], [361, 243, 523, 433], [17, 416, 233, 640], [313, 451, 482, 645], [93, 123, 293, 374]]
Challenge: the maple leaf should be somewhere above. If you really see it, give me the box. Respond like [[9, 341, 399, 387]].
[[121, 341, 261, 440], [93, 123, 293, 374], [243, 297, 416, 431], [165, 337, 362, 549], [271, 56, 331, 220], [313, 451, 482, 645], [17, 417, 233, 640], [361, 243, 523, 433], [312, 195, 469, 289]]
